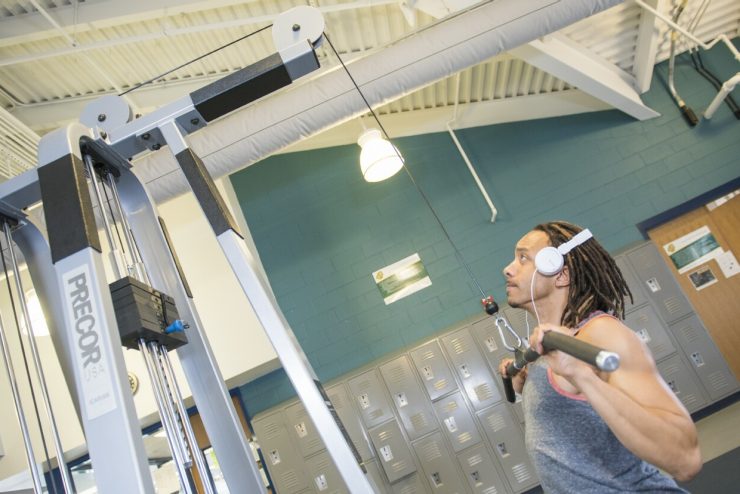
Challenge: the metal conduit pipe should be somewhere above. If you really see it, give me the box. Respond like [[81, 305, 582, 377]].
[[704, 72, 740, 119], [446, 73, 498, 223], [633, 0, 740, 61]]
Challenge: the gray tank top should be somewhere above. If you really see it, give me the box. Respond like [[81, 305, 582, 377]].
[[522, 315, 689, 493]]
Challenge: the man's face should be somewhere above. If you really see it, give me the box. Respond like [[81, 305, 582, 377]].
[[503, 230, 551, 308]]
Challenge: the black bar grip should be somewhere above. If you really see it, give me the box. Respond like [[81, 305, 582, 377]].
[[542, 332, 620, 372], [680, 104, 699, 126], [503, 376, 516, 403], [503, 347, 540, 403]]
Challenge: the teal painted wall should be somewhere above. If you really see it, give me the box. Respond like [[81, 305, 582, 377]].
[[231, 40, 740, 417]]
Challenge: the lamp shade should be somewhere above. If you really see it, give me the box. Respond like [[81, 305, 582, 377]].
[[357, 129, 404, 182]]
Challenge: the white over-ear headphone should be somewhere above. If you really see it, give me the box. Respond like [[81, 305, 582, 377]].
[[534, 228, 593, 276]]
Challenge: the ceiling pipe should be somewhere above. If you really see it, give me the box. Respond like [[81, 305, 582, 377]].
[[446, 72, 498, 223], [121, 0, 624, 203], [632, 0, 739, 60], [704, 72, 740, 119]]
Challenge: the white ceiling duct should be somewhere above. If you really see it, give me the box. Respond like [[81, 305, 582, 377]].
[[133, 0, 624, 204]]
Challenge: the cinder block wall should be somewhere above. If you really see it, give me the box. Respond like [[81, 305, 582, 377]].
[[230, 39, 740, 416]]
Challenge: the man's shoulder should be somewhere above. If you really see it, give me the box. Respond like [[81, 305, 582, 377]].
[[577, 314, 643, 355]]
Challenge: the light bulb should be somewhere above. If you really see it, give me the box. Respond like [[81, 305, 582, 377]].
[[357, 129, 404, 182]]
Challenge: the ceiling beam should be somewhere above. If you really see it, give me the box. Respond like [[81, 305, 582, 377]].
[[633, 0, 662, 93], [511, 33, 660, 120], [0, 0, 255, 47]]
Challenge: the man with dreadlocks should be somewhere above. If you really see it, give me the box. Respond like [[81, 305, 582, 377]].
[[499, 221, 701, 493]]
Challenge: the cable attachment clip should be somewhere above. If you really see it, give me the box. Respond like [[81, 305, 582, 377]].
[[482, 295, 499, 315]]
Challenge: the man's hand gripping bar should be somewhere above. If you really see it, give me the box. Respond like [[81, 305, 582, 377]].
[[496, 317, 620, 403]]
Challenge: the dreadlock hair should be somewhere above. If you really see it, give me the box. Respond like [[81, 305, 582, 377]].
[[533, 221, 633, 328]]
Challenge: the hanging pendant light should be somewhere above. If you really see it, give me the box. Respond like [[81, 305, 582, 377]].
[[357, 128, 404, 182]]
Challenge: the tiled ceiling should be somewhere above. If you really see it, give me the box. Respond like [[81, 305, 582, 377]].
[[0, 0, 738, 179]]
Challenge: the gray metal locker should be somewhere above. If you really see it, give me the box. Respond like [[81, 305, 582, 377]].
[[368, 419, 418, 483], [325, 383, 375, 462], [305, 450, 349, 494], [348, 369, 395, 429], [457, 443, 512, 494], [477, 404, 538, 492], [391, 472, 430, 494], [493, 375, 525, 426], [432, 391, 482, 452], [625, 243, 693, 324], [470, 315, 511, 366], [623, 305, 677, 362], [285, 401, 325, 458], [669, 315, 740, 401], [410, 340, 458, 401], [442, 327, 503, 410], [412, 432, 469, 494], [252, 410, 309, 493], [657, 354, 709, 413], [614, 255, 648, 312], [470, 314, 526, 425], [380, 355, 439, 440], [363, 460, 391, 493]]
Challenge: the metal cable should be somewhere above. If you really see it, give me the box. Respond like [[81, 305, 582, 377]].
[[119, 25, 272, 96], [323, 32, 487, 298], [0, 226, 56, 494]]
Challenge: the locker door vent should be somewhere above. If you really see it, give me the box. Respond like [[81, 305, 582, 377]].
[[386, 364, 406, 384], [329, 391, 345, 408], [421, 349, 436, 360], [513, 463, 534, 483], [419, 440, 443, 461], [263, 421, 281, 438], [457, 431, 474, 445], [466, 453, 483, 467], [434, 379, 449, 391], [397, 483, 419, 494], [678, 323, 701, 343], [485, 411, 506, 432], [475, 383, 495, 402], [410, 412, 430, 431], [391, 458, 410, 473], [663, 297, 683, 318], [450, 337, 470, 354], [708, 371, 729, 391], [280, 470, 302, 490], [442, 400, 459, 413], [482, 487, 499, 494]]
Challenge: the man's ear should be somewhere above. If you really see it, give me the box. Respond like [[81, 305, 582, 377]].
[[555, 265, 571, 288]]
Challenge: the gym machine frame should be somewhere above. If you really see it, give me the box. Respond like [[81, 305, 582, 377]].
[[0, 6, 373, 493]]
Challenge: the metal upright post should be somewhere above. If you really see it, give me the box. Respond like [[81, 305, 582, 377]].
[[160, 121, 375, 493], [36, 124, 155, 494], [84, 138, 267, 493]]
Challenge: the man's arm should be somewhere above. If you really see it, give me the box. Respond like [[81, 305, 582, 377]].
[[531, 318, 702, 482]]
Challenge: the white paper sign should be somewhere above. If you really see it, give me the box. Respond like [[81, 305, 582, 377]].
[[663, 226, 722, 274]]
